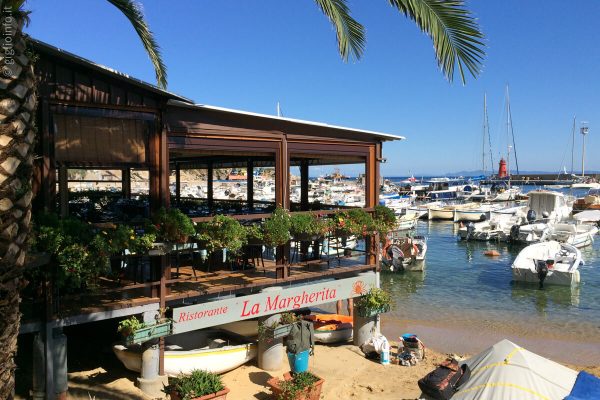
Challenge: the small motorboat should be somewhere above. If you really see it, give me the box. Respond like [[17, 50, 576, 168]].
[[113, 329, 257, 376], [303, 314, 353, 343], [395, 211, 420, 230], [548, 222, 598, 248], [383, 234, 427, 272], [511, 241, 582, 287]]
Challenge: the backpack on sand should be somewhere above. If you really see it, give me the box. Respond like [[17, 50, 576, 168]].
[[417, 359, 471, 400]]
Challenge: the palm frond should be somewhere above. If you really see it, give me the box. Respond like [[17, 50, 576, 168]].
[[314, 0, 366, 61], [388, 0, 485, 84], [106, 0, 167, 88]]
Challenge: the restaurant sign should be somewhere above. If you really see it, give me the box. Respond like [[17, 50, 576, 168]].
[[172, 272, 377, 334]]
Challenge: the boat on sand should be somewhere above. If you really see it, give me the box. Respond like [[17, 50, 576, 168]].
[[303, 314, 353, 343], [113, 329, 256, 376]]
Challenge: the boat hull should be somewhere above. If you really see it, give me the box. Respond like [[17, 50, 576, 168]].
[[512, 268, 580, 286], [428, 208, 454, 220], [113, 330, 257, 376]]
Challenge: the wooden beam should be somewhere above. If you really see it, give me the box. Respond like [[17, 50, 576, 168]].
[[300, 160, 309, 211], [207, 161, 214, 211], [58, 166, 68, 217], [149, 122, 161, 213], [122, 168, 131, 199], [41, 100, 56, 211], [247, 160, 254, 211], [160, 123, 170, 208], [175, 162, 181, 205]]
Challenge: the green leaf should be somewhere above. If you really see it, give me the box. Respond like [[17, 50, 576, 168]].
[[314, 0, 366, 61], [388, 0, 485, 84], [106, 0, 168, 88]]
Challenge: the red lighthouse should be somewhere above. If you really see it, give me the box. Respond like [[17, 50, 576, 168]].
[[498, 158, 508, 178]]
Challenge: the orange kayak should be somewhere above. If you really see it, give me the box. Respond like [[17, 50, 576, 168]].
[[304, 314, 353, 343]]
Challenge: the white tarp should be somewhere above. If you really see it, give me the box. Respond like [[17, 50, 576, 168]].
[[453, 339, 578, 400], [573, 210, 600, 223]]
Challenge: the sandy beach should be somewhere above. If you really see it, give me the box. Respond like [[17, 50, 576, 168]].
[[40, 339, 600, 400]]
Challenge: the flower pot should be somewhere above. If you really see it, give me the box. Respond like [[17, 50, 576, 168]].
[[292, 233, 319, 242], [169, 387, 230, 400], [267, 372, 324, 400], [125, 320, 173, 345], [287, 350, 310, 373]]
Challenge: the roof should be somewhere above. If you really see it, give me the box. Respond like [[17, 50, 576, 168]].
[[30, 38, 193, 103], [167, 100, 405, 142]]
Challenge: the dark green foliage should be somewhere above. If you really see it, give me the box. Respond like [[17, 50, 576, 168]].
[[169, 369, 225, 399], [195, 215, 247, 254], [354, 287, 392, 317], [263, 207, 291, 247], [277, 372, 320, 400], [152, 208, 195, 243]]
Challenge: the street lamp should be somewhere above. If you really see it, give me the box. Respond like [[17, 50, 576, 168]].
[[581, 122, 589, 176]]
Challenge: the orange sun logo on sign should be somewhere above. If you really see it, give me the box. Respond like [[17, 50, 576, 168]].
[[351, 281, 366, 296]]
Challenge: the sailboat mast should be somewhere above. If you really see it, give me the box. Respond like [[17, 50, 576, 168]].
[[506, 86, 520, 175], [482, 93, 487, 175], [570, 116, 576, 176]]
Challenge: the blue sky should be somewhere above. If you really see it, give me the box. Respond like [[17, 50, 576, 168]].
[[25, 0, 600, 176]]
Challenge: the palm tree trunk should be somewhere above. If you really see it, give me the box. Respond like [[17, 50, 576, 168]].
[[0, 10, 37, 398]]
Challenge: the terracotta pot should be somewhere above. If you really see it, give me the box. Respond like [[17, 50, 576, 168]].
[[267, 372, 324, 400], [169, 387, 230, 400]]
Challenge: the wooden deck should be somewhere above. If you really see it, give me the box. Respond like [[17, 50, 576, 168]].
[[21, 255, 376, 329]]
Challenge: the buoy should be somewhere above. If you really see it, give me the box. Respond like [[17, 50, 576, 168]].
[[484, 250, 500, 257]]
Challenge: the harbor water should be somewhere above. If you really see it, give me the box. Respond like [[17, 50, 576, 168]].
[[380, 184, 600, 365]]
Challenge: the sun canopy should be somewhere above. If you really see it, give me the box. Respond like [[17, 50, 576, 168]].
[[573, 210, 600, 223], [453, 339, 578, 400]]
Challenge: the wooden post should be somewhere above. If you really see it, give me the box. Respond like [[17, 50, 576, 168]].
[[58, 165, 68, 217], [149, 124, 161, 213], [175, 162, 181, 205], [158, 254, 168, 375], [365, 147, 377, 265], [300, 159, 309, 211], [247, 160, 254, 210], [160, 124, 170, 208], [122, 168, 131, 199], [275, 139, 290, 267], [40, 99, 56, 212], [207, 161, 214, 212]]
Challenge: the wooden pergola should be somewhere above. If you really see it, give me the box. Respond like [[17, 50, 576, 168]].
[[22, 38, 404, 400]]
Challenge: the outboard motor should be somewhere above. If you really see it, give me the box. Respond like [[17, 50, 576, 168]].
[[536, 260, 548, 289], [466, 222, 476, 240], [510, 224, 520, 241], [526, 209, 537, 223]]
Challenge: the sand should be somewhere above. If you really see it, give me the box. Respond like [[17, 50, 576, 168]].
[[51, 341, 600, 400]]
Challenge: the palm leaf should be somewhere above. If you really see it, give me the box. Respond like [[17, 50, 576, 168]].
[[388, 0, 485, 83], [314, 0, 366, 61], [107, 0, 167, 88]]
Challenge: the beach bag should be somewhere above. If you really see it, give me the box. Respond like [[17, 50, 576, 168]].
[[417, 359, 471, 400], [401, 334, 425, 360]]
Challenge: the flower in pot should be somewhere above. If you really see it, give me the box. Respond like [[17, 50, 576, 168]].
[[263, 207, 291, 247], [373, 205, 397, 240], [354, 287, 392, 317], [152, 207, 195, 244], [267, 371, 324, 400], [167, 369, 229, 400], [345, 208, 376, 237]]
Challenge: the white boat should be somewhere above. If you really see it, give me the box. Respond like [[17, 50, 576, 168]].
[[490, 187, 521, 202], [458, 205, 527, 241], [383, 234, 427, 271], [396, 211, 420, 230], [113, 329, 257, 376], [428, 202, 478, 220], [511, 222, 553, 244], [454, 203, 504, 222], [571, 182, 600, 190], [511, 241, 582, 286], [548, 222, 598, 248]]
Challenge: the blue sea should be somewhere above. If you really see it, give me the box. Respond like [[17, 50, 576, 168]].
[[379, 181, 600, 365]]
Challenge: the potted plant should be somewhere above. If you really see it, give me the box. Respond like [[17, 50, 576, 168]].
[[345, 208, 376, 237], [267, 371, 324, 400], [195, 215, 247, 254], [372, 205, 397, 239], [166, 369, 229, 400], [152, 207, 195, 245], [263, 207, 291, 247], [244, 223, 264, 245], [354, 287, 392, 318], [289, 213, 328, 242], [117, 315, 172, 345]]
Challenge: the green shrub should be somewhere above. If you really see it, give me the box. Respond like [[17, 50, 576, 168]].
[[277, 372, 320, 400], [263, 207, 291, 247], [195, 215, 247, 254], [354, 287, 392, 317], [117, 316, 146, 336], [169, 369, 225, 399], [152, 208, 195, 243]]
